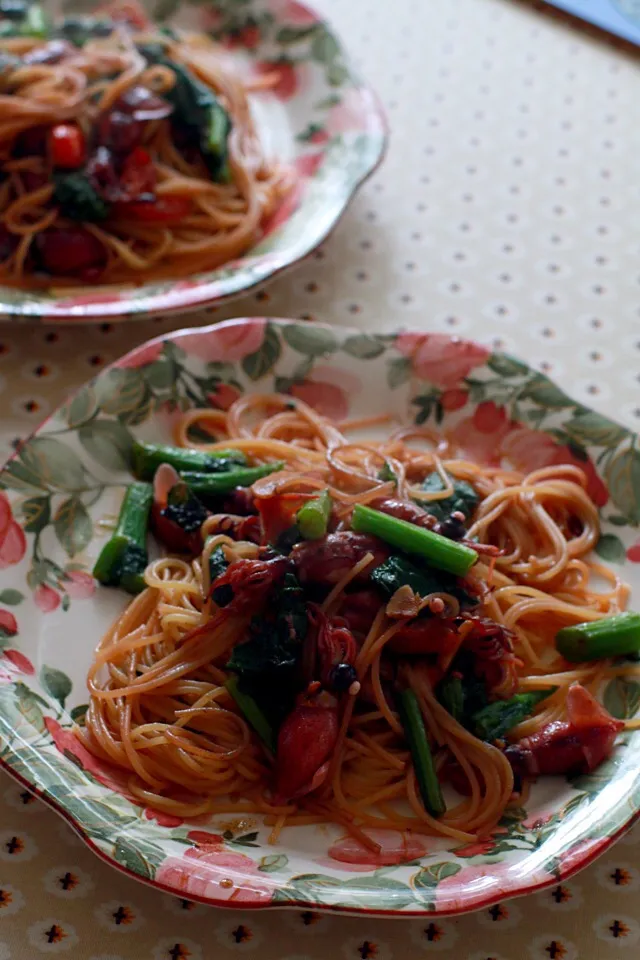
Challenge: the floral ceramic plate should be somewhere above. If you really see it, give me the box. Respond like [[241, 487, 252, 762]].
[[0, 317, 639, 916], [0, 1, 386, 323]]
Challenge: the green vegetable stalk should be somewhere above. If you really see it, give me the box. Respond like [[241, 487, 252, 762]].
[[352, 504, 478, 577], [437, 675, 464, 724], [296, 490, 332, 540], [93, 483, 153, 594], [225, 675, 275, 753], [471, 689, 555, 742], [397, 687, 446, 818], [556, 612, 640, 663], [181, 462, 284, 498], [131, 441, 247, 480]]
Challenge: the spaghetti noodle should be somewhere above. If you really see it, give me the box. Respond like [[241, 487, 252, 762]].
[[0, 1, 290, 287], [79, 393, 638, 847]]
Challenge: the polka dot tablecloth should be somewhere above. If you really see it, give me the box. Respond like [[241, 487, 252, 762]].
[[0, 0, 639, 956]]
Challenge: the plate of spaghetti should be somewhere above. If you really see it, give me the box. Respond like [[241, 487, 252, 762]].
[[0, 318, 639, 915], [0, 1, 385, 321]]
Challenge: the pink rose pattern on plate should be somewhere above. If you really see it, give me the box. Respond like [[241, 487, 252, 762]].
[[0, 319, 638, 915]]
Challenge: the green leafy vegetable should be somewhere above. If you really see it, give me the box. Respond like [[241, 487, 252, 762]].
[[53, 173, 109, 223], [225, 675, 275, 753], [138, 43, 232, 182], [471, 689, 555, 741], [164, 481, 208, 534], [369, 554, 476, 608], [226, 574, 307, 728], [208, 545, 228, 586], [421, 472, 480, 523]]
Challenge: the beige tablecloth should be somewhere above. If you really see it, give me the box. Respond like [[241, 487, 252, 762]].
[[1, 0, 639, 956]]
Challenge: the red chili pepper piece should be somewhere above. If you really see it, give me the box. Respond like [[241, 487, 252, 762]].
[[505, 683, 624, 777], [49, 123, 86, 170], [275, 693, 339, 801]]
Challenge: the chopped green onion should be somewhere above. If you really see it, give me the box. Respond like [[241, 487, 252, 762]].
[[397, 687, 445, 818], [296, 489, 332, 540], [93, 482, 152, 594], [471, 689, 555, 742], [352, 504, 478, 577], [180, 462, 284, 498], [556, 612, 640, 663], [225, 675, 275, 753], [131, 441, 247, 480]]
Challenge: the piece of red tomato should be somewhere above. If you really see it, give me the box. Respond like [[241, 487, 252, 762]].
[[113, 195, 193, 222], [49, 123, 86, 170]]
